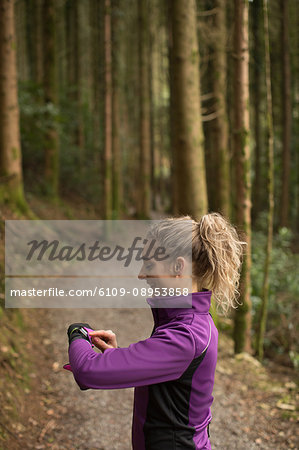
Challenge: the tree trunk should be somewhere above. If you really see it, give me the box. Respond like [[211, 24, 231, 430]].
[[33, 0, 44, 85], [90, 0, 102, 172], [251, 0, 262, 224], [212, 0, 230, 218], [137, 0, 151, 218], [74, 0, 85, 163], [43, 0, 59, 198], [65, 0, 75, 88], [56, 0, 67, 96], [149, 3, 156, 212], [168, 0, 175, 214], [256, 0, 275, 362], [14, 0, 29, 81], [0, 0, 27, 211], [112, 0, 122, 218], [232, 0, 252, 354], [279, 0, 291, 228], [65, 0, 85, 172], [104, 0, 113, 219], [171, 0, 208, 220]]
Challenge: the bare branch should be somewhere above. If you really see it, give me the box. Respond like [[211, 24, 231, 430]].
[[202, 111, 219, 122]]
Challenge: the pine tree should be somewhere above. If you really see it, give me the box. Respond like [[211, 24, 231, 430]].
[[0, 0, 28, 212], [170, 0, 208, 220], [137, 0, 151, 218], [232, 0, 252, 354]]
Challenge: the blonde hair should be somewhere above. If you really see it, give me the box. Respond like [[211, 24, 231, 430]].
[[147, 213, 246, 313]]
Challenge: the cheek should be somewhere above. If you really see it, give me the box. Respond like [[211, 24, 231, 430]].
[[156, 261, 170, 274], [155, 263, 172, 285]]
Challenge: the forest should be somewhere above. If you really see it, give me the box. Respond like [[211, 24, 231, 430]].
[[0, 0, 298, 448]]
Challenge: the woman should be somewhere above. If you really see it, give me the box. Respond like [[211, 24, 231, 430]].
[[64, 213, 245, 449]]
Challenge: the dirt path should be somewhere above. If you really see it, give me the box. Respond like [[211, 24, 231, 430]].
[[25, 307, 297, 450], [1, 203, 297, 449]]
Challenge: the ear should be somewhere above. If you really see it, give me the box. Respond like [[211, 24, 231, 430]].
[[174, 257, 185, 272]]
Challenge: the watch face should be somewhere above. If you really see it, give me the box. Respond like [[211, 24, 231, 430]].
[[80, 327, 88, 337]]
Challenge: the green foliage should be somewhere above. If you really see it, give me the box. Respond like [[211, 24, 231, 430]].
[[251, 218, 299, 364], [289, 351, 299, 369], [19, 80, 59, 195], [19, 81, 102, 203]]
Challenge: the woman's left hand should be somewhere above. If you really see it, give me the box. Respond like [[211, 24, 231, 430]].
[[89, 329, 118, 352]]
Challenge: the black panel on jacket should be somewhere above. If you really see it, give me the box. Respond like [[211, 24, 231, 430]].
[[143, 349, 207, 450]]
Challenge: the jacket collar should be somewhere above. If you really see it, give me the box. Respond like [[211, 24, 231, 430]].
[[146, 289, 212, 327]]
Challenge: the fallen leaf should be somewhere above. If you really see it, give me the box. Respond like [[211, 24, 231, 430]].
[[15, 423, 26, 433], [259, 403, 270, 410], [276, 402, 295, 411], [28, 417, 38, 426], [235, 352, 262, 368], [52, 362, 60, 372], [216, 365, 232, 375], [285, 381, 296, 390]]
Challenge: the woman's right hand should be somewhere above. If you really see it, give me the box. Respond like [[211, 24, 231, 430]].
[[89, 329, 118, 352]]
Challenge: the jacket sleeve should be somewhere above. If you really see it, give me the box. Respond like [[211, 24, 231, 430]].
[[68, 324, 196, 390]]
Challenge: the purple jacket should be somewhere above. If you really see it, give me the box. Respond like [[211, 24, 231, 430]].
[[68, 290, 218, 449]]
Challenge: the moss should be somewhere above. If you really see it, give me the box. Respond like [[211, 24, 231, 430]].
[[0, 428, 7, 443], [209, 297, 219, 329], [281, 411, 298, 420], [13, 309, 26, 331], [190, 49, 198, 65], [11, 147, 19, 161], [0, 184, 36, 219]]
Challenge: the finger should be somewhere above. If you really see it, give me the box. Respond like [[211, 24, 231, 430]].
[[91, 336, 109, 346], [92, 338, 109, 351], [89, 330, 110, 337], [106, 330, 115, 336]]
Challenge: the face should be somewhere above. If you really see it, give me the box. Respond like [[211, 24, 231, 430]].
[[138, 240, 191, 296]]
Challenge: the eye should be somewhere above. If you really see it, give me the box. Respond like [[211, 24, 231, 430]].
[[145, 263, 153, 271]]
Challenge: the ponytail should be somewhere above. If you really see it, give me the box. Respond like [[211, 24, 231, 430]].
[[147, 213, 246, 313], [193, 213, 247, 313]]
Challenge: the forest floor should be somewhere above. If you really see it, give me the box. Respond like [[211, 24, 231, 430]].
[[0, 195, 298, 450]]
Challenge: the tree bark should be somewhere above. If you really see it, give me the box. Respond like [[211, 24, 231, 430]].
[[74, 0, 84, 161], [256, 0, 275, 362], [170, 0, 208, 220], [33, 0, 44, 85], [90, 0, 102, 172], [112, 0, 122, 217], [149, 2, 156, 212], [14, 0, 29, 81], [251, 0, 262, 224], [232, 0, 252, 354], [65, 0, 85, 172], [43, 0, 59, 198], [212, 0, 230, 218], [279, 0, 291, 228], [0, 0, 27, 211], [104, 0, 113, 219], [137, 0, 151, 218]]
